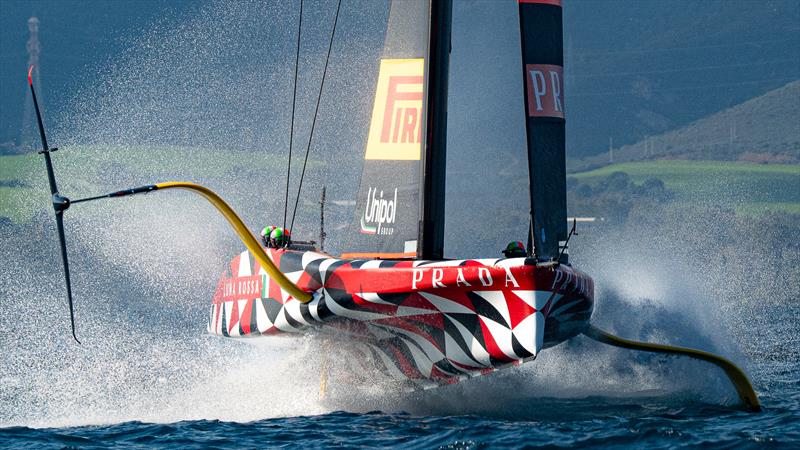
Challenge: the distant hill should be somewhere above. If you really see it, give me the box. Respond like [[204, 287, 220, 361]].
[[564, 0, 800, 159], [572, 80, 800, 171], [570, 160, 800, 217]]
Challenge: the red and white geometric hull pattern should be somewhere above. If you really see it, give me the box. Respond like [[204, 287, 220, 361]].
[[210, 248, 594, 386]]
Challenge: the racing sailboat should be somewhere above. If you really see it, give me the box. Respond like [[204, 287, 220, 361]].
[[210, 0, 593, 388], [32, 0, 760, 410]]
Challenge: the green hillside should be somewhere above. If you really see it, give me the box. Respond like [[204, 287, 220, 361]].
[[0, 146, 298, 224], [0, 153, 39, 224], [572, 160, 800, 215], [571, 81, 800, 172], [5, 150, 798, 225]]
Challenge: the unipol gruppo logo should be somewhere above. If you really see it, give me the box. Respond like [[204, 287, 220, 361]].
[[360, 187, 398, 235], [364, 58, 424, 161], [525, 64, 564, 118]]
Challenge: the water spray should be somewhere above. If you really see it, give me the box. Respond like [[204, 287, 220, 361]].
[[28, 66, 312, 344]]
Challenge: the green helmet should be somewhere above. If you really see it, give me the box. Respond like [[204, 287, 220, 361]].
[[260, 225, 277, 246], [502, 241, 526, 257], [269, 227, 291, 246]]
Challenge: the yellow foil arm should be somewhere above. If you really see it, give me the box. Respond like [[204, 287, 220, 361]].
[[583, 325, 760, 411], [155, 182, 312, 303]]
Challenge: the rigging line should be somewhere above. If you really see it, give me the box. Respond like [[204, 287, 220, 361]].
[[289, 0, 342, 234], [283, 0, 304, 230]]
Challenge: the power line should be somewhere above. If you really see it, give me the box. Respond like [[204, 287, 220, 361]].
[[571, 76, 797, 97], [572, 58, 797, 79], [570, 35, 800, 58]]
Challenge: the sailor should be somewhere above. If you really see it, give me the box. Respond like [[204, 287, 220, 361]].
[[261, 226, 291, 248], [260, 226, 277, 247], [502, 241, 527, 258], [270, 227, 291, 248]]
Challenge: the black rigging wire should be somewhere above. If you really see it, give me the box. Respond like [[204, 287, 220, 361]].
[[282, 0, 304, 230], [289, 0, 342, 234]]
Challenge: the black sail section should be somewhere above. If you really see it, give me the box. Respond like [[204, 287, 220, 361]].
[[345, 0, 429, 258], [518, 0, 567, 261]]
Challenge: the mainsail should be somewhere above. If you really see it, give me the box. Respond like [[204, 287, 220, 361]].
[[347, 0, 565, 261], [519, 0, 568, 260], [345, 0, 430, 258]]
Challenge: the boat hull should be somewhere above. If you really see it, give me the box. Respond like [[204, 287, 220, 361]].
[[210, 249, 594, 385]]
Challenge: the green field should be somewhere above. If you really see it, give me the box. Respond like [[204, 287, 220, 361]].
[[1, 152, 41, 224], [0, 146, 300, 224], [4, 152, 799, 224], [571, 160, 800, 215]]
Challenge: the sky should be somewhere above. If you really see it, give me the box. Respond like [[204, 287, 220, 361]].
[[0, 0, 204, 151]]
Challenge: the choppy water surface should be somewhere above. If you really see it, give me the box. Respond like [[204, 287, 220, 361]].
[[1, 213, 797, 448], [2, 347, 799, 449], [2, 396, 797, 449]]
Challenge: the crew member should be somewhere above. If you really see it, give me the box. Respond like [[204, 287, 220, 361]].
[[260, 226, 277, 247], [260, 226, 291, 248], [269, 227, 291, 248], [502, 241, 527, 258]]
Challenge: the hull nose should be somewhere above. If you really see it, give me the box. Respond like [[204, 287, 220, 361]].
[[511, 290, 554, 357], [514, 310, 545, 356]]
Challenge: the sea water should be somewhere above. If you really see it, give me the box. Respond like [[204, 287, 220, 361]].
[[1, 207, 797, 448]]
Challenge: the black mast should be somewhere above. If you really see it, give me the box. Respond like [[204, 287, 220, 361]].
[[518, 0, 567, 261], [419, 0, 452, 260]]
